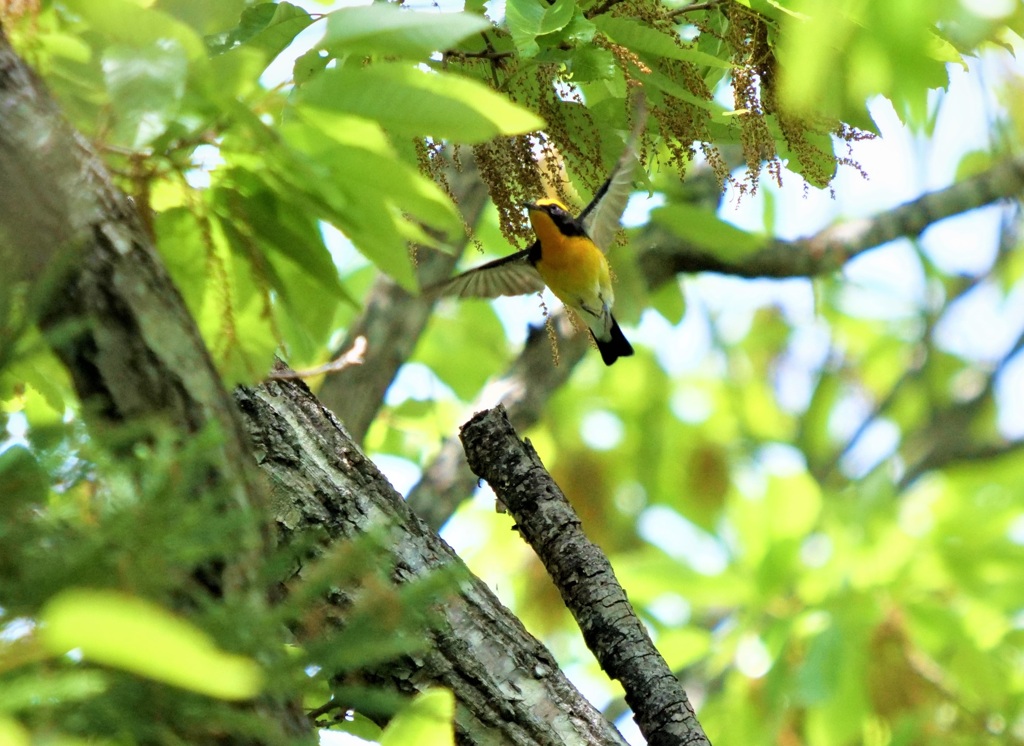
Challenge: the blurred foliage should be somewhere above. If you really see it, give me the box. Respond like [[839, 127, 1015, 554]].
[[0, 408, 456, 743], [2, 0, 1024, 744]]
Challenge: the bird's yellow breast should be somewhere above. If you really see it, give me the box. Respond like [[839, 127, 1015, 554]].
[[530, 211, 612, 307]]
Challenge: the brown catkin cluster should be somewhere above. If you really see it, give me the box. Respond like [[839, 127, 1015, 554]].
[[473, 134, 546, 247], [428, 1, 871, 237]]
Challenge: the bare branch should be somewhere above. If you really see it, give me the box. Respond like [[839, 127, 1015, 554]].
[[460, 405, 711, 746], [267, 336, 367, 381]]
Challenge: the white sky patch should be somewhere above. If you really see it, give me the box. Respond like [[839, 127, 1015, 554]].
[[735, 634, 772, 679], [637, 505, 729, 575], [0, 617, 34, 642], [622, 191, 664, 228], [962, 0, 1017, 18], [841, 238, 927, 314], [670, 386, 713, 424], [580, 410, 625, 451], [647, 593, 692, 626], [921, 204, 1004, 276], [775, 320, 832, 413], [996, 352, 1024, 439], [757, 443, 807, 475], [635, 304, 710, 375], [184, 143, 224, 189], [383, 362, 457, 405], [1007, 513, 1024, 545], [838, 417, 900, 479], [800, 532, 833, 568], [371, 454, 422, 496], [319, 730, 375, 746], [935, 281, 1024, 363]]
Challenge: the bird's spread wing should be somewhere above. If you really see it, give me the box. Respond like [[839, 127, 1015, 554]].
[[431, 248, 545, 299], [580, 93, 647, 253]]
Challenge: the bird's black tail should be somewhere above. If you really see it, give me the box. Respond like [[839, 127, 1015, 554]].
[[594, 316, 634, 366]]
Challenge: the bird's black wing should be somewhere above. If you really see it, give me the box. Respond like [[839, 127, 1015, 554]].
[[579, 93, 647, 253], [430, 246, 545, 299]]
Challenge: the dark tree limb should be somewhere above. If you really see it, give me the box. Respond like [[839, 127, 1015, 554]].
[[460, 406, 711, 746], [640, 156, 1024, 285], [0, 24, 306, 739], [236, 378, 630, 746]]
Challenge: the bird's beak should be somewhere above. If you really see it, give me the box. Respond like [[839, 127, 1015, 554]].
[[523, 202, 540, 212]]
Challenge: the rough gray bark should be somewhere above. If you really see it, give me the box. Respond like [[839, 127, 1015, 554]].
[[461, 406, 712, 746], [0, 24, 308, 741], [235, 377, 630, 746], [0, 26, 266, 574]]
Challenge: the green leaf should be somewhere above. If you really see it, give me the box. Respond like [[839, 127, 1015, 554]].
[[322, 5, 490, 59], [799, 370, 841, 471], [0, 718, 28, 746], [0, 671, 108, 713], [414, 301, 509, 398], [506, 0, 576, 57], [765, 473, 822, 540], [643, 67, 727, 116], [276, 112, 463, 290], [206, 2, 313, 60], [568, 46, 615, 82], [0, 446, 49, 514], [649, 277, 685, 325], [289, 111, 461, 239], [596, 16, 732, 68], [101, 41, 189, 148], [155, 0, 248, 36], [298, 63, 544, 143], [64, 0, 207, 61], [293, 47, 329, 84], [652, 203, 764, 261], [379, 689, 455, 746], [211, 177, 346, 299], [40, 589, 263, 701]]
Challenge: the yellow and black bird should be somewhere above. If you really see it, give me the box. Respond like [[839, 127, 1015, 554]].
[[434, 99, 646, 366]]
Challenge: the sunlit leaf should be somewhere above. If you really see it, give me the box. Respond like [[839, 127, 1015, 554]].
[[652, 203, 764, 261], [102, 41, 189, 148], [0, 718, 29, 746], [298, 63, 545, 142], [64, 0, 207, 60], [506, 0, 575, 57], [380, 688, 455, 746], [40, 589, 263, 701], [323, 5, 490, 59], [596, 16, 732, 68], [206, 2, 313, 60]]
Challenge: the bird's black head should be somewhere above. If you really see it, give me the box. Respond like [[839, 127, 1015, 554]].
[[525, 199, 586, 237]]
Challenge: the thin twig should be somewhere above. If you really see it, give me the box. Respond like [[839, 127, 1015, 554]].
[[267, 336, 367, 381]]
